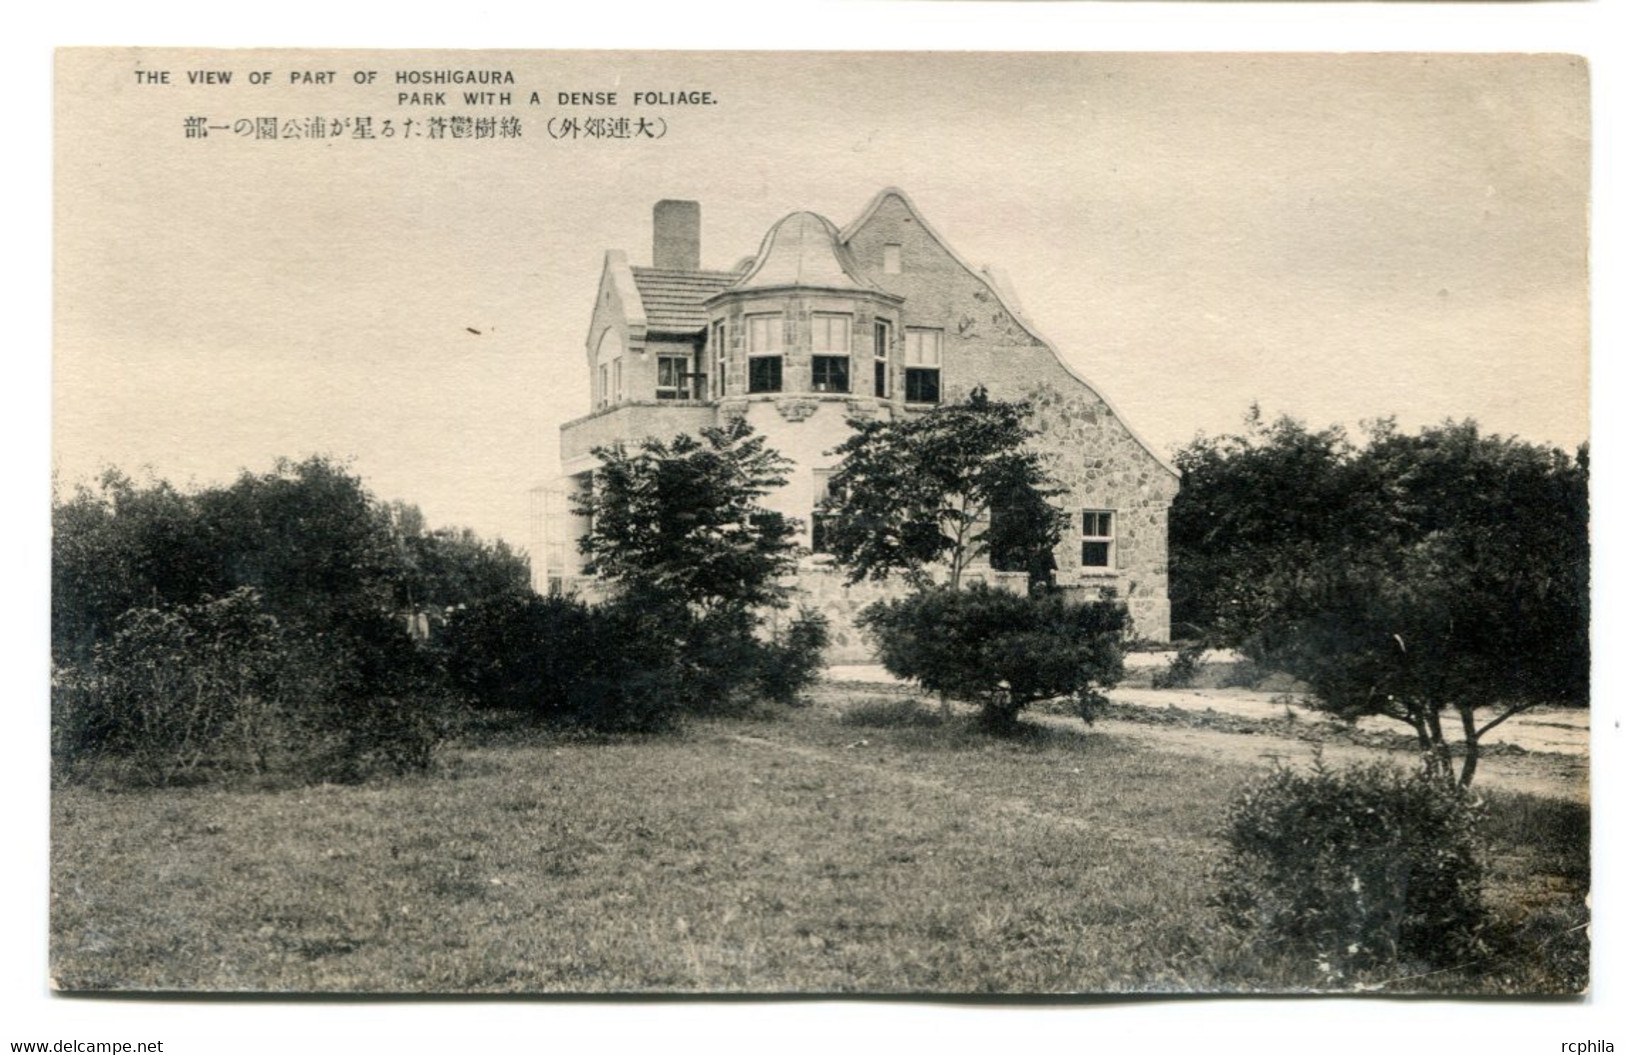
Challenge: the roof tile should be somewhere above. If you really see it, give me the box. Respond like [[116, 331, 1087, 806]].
[[630, 267, 738, 333]]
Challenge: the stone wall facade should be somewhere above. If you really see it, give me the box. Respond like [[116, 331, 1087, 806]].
[[845, 191, 1178, 640]]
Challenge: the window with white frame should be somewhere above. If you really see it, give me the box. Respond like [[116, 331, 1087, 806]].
[[597, 362, 609, 408], [747, 313, 784, 393], [874, 319, 890, 397], [1079, 510, 1115, 569], [904, 328, 942, 404], [811, 313, 851, 393]]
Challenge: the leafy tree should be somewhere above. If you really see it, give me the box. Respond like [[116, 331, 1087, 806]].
[[821, 390, 1107, 726], [192, 456, 404, 640], [568, 418, 833, 721], [55, 457, 532, 663], [1168, 406, 1367, 641], [53, 469, 222, 666], [575, 416, 799, 613], [52, 456, 530, 782], [382, 500, 532, 613], [1172, 414, 1588, 787], [820, 388, 1066, 592]]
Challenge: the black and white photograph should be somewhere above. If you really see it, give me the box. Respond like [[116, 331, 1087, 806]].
[[21, 36, 1611, 1048]]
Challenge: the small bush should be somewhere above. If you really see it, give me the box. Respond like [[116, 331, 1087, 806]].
[[1215, 755, 1486, 979], [566, 667, 685, 735], [305, 693, 454, 782], [753, 608, 831, 706], [859, 584, 1127, 732], [1151, 644, 1207, 689], [441, 594, 685, 732], [1216, 657, 1269, 690], [441, 593, 599, 718], [839, 698, 944, 729]]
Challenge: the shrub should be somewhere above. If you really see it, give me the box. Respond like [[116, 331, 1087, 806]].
[[1151, 644, 1207, 689], [752, 608, 831, 706], [859, 584, 1127, 732], [579, 601, 829, 726], [442, 589, 830, 732], [53, 588, 449, 786], [300, 690, 454, 783], [54, 589, 304, 783], [441, 593, 599, 718], [1215, 755, 1487, 979], [443, 593, 681, 732]]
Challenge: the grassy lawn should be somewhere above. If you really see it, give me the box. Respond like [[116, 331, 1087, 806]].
[[50, 685, 1588, 994]]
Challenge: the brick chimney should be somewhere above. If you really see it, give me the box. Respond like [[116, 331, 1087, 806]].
[[652, 199, 701, 271]]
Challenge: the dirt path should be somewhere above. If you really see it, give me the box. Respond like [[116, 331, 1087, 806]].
[[1107, 686, 1591, 758], [827, 665, 1591, 763], [821, 667, 1589, 803], [1069, 716, 1590, 803]]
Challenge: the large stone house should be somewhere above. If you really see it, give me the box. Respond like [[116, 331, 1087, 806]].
[[535, 189, 1177, 659]]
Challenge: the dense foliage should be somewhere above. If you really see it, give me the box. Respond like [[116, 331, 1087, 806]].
[[442, 594, 829, 731], [859, 584, 1127, 732], [1169, 411, 1588, 786], [575, 417, 800, 613], [1216, 757, 1486, 979], [560, 419, 826, 725], [52, 457, 529, 783], [821, 388, 1066, 591]]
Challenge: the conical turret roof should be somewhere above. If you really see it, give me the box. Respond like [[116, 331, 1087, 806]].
[[730, 211, 885, 294]]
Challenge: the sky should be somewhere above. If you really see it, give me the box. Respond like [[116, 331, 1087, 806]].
[[55, 51, 1589, 556]]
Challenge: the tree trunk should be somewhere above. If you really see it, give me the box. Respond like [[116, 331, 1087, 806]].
[[980, 695, 1023, 735], [1455, 702, 1480, 789], [1424, 708, 1455, 783]]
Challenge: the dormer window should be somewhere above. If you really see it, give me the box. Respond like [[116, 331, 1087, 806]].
[[904, 328, 942, 404], [747, 313, 784, 394], [811, 313, 851, 394]]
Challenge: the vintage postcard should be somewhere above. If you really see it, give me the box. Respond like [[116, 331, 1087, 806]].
[[51, 49, 1589, 996]]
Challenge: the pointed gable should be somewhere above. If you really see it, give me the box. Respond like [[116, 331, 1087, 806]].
[[842, 187, 1177, 478]]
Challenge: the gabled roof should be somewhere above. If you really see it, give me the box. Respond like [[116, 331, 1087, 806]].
[[731, 212, 889, 296], [629, 266, 739, 333], [841, 186, 1178, 478]]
